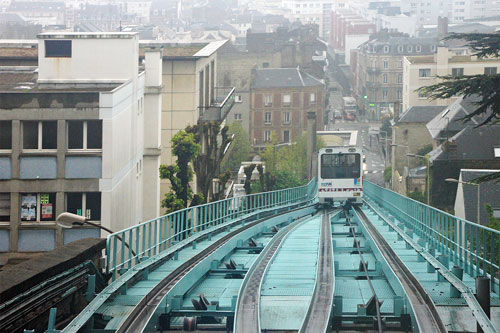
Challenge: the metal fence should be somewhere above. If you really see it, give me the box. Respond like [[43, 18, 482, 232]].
[[106, 179, 317, 279], [364, 181, 500, 294]]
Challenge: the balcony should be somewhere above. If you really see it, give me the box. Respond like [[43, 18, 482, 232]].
[[199, 87, 236, 122]]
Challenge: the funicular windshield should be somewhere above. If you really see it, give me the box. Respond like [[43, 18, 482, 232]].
[[321, 153, 361, 179]]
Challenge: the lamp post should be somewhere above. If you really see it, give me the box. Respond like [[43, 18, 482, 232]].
[[445, 178, 481, 225], [390, 144, 410, 170], [379, 130, 389, 170], [56, 212, 136, 255], [407, 153, 430, 205]]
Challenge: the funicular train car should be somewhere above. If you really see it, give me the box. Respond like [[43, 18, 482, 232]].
[[317, 130, 363, 206]]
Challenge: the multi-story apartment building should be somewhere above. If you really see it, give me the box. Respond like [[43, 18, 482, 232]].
[[249, 68, 324, 148], [6, 1, 66, 26], [0, 32, 162, 258], [351, 35, 437, 119], [402, 46, 500, 112]]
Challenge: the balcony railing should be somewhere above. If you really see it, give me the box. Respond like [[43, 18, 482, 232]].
[[199, 87, 236, 122]]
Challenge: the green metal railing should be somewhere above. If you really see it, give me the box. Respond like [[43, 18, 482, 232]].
[[106, 179, 317, 279], [364, 181, 500, 294]]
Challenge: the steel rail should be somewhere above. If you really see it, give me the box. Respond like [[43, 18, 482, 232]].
[[363, 199, 498, 333], [234, 212, 316, 333], [299, 210, 336, 333], [346, 208, 383, 333], [115, 204, 317, 333], [355, 205, 447, 333]]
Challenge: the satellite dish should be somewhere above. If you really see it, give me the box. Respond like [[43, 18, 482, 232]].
[[56, 212, 86, 229]]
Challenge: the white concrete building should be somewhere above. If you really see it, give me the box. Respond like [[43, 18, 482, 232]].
[[0, 32, 162, 256]]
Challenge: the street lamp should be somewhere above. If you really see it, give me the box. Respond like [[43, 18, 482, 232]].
[[56, 212, 136, 255], [390, 144, 410, 170], [407, 153, 430, 205], [445, 178, 480, 225], [379, 130, 389, 169]]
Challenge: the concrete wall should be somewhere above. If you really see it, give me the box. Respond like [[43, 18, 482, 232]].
[[391, 122, 433, 195], [38, 33, 139, 84]]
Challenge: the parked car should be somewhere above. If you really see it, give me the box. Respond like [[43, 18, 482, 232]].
[[344, 113, 355, 121], [334, 110, 342, 119]]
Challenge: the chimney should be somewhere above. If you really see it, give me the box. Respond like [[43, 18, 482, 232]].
[[437, 16, 449, 40]]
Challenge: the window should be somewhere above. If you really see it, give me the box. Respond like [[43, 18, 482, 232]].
[[419, 68, 431, 77], [398, 60, 403, 68], [0, 121, 12, 150], [431, 45, 436, 52], [264, 94, 272, 106], [68, 120, 102, 150], [416, 44, 422, 52], [418, 90, 427, 98], [493, 208, 500, 219], [321, 153, 360, 179], [283, 111, 290, 124], [407, 45, 413, 52], [452, 68, 464, 77], [235, 95, 243, 103], [383, 45, 390, 53], [382, 89, 388, 100], [283, 130, 290, 143], [371, 59, 376, 68], [66, 192, 101, 221], [383, 60, 389, 69], [398, 45, 404, 53], [22, 121, 57, 150], [397, 89, 402, 100], [310, 93, 316, 105], [264, 112, 272, 124], [397, 73, 403, 83], [264, 130, 271, 142], [383, 74, 388, 83], [0, 193, 9, 222], [283, 94, 291, 106], [45, 40, 71, 57], [20, 193, 56, 222], [484, 67, 497, 75], [262, 62, 269, 68], [234, 113, 242, 121]]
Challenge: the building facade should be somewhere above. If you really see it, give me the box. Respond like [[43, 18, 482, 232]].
[[249, 68, 324, 148], [351, 35, 437, 119], [0, 32, 162, 257], [403, 46, 500, 112]]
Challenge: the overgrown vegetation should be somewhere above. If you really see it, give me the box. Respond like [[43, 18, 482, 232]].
[[407, 190, 425, 203], [221, 121, 251, 172], [384, 166, 392, 183]]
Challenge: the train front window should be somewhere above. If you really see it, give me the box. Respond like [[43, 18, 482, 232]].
[[321, 153, 361, 179]]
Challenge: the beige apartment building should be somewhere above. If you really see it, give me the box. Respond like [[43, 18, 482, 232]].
[[156, 40, 235, 204], [403, 46, 500, 112]]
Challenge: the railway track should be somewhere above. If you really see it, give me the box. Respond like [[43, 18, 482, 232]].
[[299, 211, 334, 333], [233, 213, 311, 332], [355, 205, 447, 333], [114, 205, 316, 333]]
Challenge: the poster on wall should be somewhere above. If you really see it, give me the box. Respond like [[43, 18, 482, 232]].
[[21, 194, 37, 221], [41, 203, 53, 219]]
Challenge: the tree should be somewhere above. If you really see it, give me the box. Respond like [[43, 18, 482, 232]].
[[416, 144, 433, 166], [159, 130, 202, 213], [384, 166, 392, 184], [417, 32, 500, 182], [186, 122, 232, 202], [222, 121, 252, 172], [243, 164, 256, 195]]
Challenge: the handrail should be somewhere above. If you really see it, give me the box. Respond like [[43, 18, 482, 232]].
[[364, 181, 500, 294], [106, 178, 317, 280]]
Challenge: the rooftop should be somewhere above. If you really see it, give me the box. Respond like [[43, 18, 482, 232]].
[[396, 105, 446, 124], [251, 68, 324, 89], [0, 67, 119, 92], [37, 32, 139, 39]]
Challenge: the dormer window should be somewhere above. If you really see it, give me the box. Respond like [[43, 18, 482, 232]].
[[407, 45, 413, 52], [383, 45, 390, 53], [416, 44, 422, 52], [45, 40, 72, 58]]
